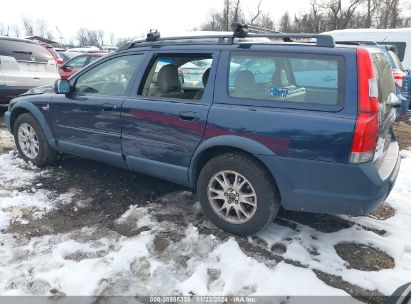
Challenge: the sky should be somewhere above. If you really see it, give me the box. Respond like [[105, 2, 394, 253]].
[[0, 0, 307, 43]]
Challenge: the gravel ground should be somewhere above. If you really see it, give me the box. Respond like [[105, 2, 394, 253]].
[[0, 106, 410, 303]]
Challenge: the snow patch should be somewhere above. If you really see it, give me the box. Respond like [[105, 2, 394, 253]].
[[0, 151, 72, 230]]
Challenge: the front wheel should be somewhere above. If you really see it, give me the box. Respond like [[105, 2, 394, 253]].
[[197, 153, 280, 236], [13, 113, 58, 167]]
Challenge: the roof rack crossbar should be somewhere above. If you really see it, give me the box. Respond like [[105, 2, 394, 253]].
[[248, 33, 335, 47], [120, 25, 335, 50]]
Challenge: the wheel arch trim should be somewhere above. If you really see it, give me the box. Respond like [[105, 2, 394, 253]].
[[189, 135, 277, 186], [10, 102, 59, 150]]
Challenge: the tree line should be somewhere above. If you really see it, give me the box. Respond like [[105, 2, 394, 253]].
[[199, 0, 411, 33]]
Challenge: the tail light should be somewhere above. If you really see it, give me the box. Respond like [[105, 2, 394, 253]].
[[350, 48, 379, 164], [392, 68, 404, 88], [56, 58, 64, 66]]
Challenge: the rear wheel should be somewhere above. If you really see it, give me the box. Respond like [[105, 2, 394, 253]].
[[13, 113, 58, 167], [197, 153, 280, 236]]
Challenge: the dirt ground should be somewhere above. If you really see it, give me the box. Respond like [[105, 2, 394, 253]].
[[394, 120, 411, 150]]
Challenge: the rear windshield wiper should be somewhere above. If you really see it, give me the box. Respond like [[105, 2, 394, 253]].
[[12, 51, 33, 55]]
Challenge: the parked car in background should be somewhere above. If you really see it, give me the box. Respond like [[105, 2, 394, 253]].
[[0, 36, 59, 104], [66, 46, 100, 53], [324, 28, 411, 70], [4, 29, 401, 236], [336, 41, 409, 120], [58, 53, 104, 79], [57, 51, 81, 63], [41, 43, 64, 67], [402, 70, 411, 111]]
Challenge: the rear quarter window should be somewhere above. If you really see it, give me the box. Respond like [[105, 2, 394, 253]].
[[228, 52, 345, 107], [371, 52, 396, 104]]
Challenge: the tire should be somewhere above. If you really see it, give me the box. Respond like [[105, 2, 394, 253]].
[[13, 113, 58, 167], [197, 153, 280, 236]]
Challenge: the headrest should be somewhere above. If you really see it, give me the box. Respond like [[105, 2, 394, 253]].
[[202, 68, 211, 86], [272, 69, 290, 87], [235, 70, 255, 89], [157, 64, 181, 93]]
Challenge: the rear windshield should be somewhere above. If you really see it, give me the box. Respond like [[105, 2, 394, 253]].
[[371, 52, 396, 104], [0, 39, 53, 63], [228, 52, 345, 107]]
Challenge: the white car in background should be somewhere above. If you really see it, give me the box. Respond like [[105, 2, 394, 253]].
[[0, 37, 59, 104], [323, 28, 411, 70]]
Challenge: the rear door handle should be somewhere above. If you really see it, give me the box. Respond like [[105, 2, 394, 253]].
[[102, 103, 117, 111], [179, 111, 199, 121]]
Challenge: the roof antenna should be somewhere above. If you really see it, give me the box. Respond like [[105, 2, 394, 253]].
[[146, 29, 160, 42]]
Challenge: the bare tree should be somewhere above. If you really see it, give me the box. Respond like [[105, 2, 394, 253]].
[[36, 19, 48, 37], [364, 0, 378, 27], [222, 0, 231, 31], [75, 28, 101, 47], [232, 0, 242, 23], [323, 0, 363, 30], [11, 24, 20, 37], [279, 12, 292, 32], [97, 30, 105, 46], [21, 17, 34, 36], [0, 23, 8, 36], [110, 33, 116, 46], [249, 0, 262, 25]]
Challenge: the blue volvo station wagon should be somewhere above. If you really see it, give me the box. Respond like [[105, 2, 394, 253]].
[[4, 25, 401, 235]]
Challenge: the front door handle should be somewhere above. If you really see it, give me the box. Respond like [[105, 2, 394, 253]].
[[102, 103, 117, 111], [180, 111, 199, 121]]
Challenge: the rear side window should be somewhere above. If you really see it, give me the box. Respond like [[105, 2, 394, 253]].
[[228, 52, 345, 106], [371, 53, 396, 104], [0, 39, 53, 63]]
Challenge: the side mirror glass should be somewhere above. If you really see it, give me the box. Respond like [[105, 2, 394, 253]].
[[54, 79, 71, 94]]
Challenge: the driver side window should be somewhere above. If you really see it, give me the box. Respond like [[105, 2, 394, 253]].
[[74, 54, 144, 96]]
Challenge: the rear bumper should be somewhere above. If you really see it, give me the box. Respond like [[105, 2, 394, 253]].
[[0, 86, 29, 104], [259, 141, 401, 215]]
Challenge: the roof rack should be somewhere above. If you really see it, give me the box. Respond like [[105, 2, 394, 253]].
[[119, 23, 335, 50]]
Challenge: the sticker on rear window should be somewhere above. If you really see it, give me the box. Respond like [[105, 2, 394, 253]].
[[270, 87, 288, 98]]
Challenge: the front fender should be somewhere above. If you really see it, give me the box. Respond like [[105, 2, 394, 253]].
[[10, 101, 58, 150], [188, 135, 276, 186]]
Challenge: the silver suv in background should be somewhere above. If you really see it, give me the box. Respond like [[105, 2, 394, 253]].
[[0, 37, 60, 104]]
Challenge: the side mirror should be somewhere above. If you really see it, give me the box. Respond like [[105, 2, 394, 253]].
[[54, 79, 71, 94]]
